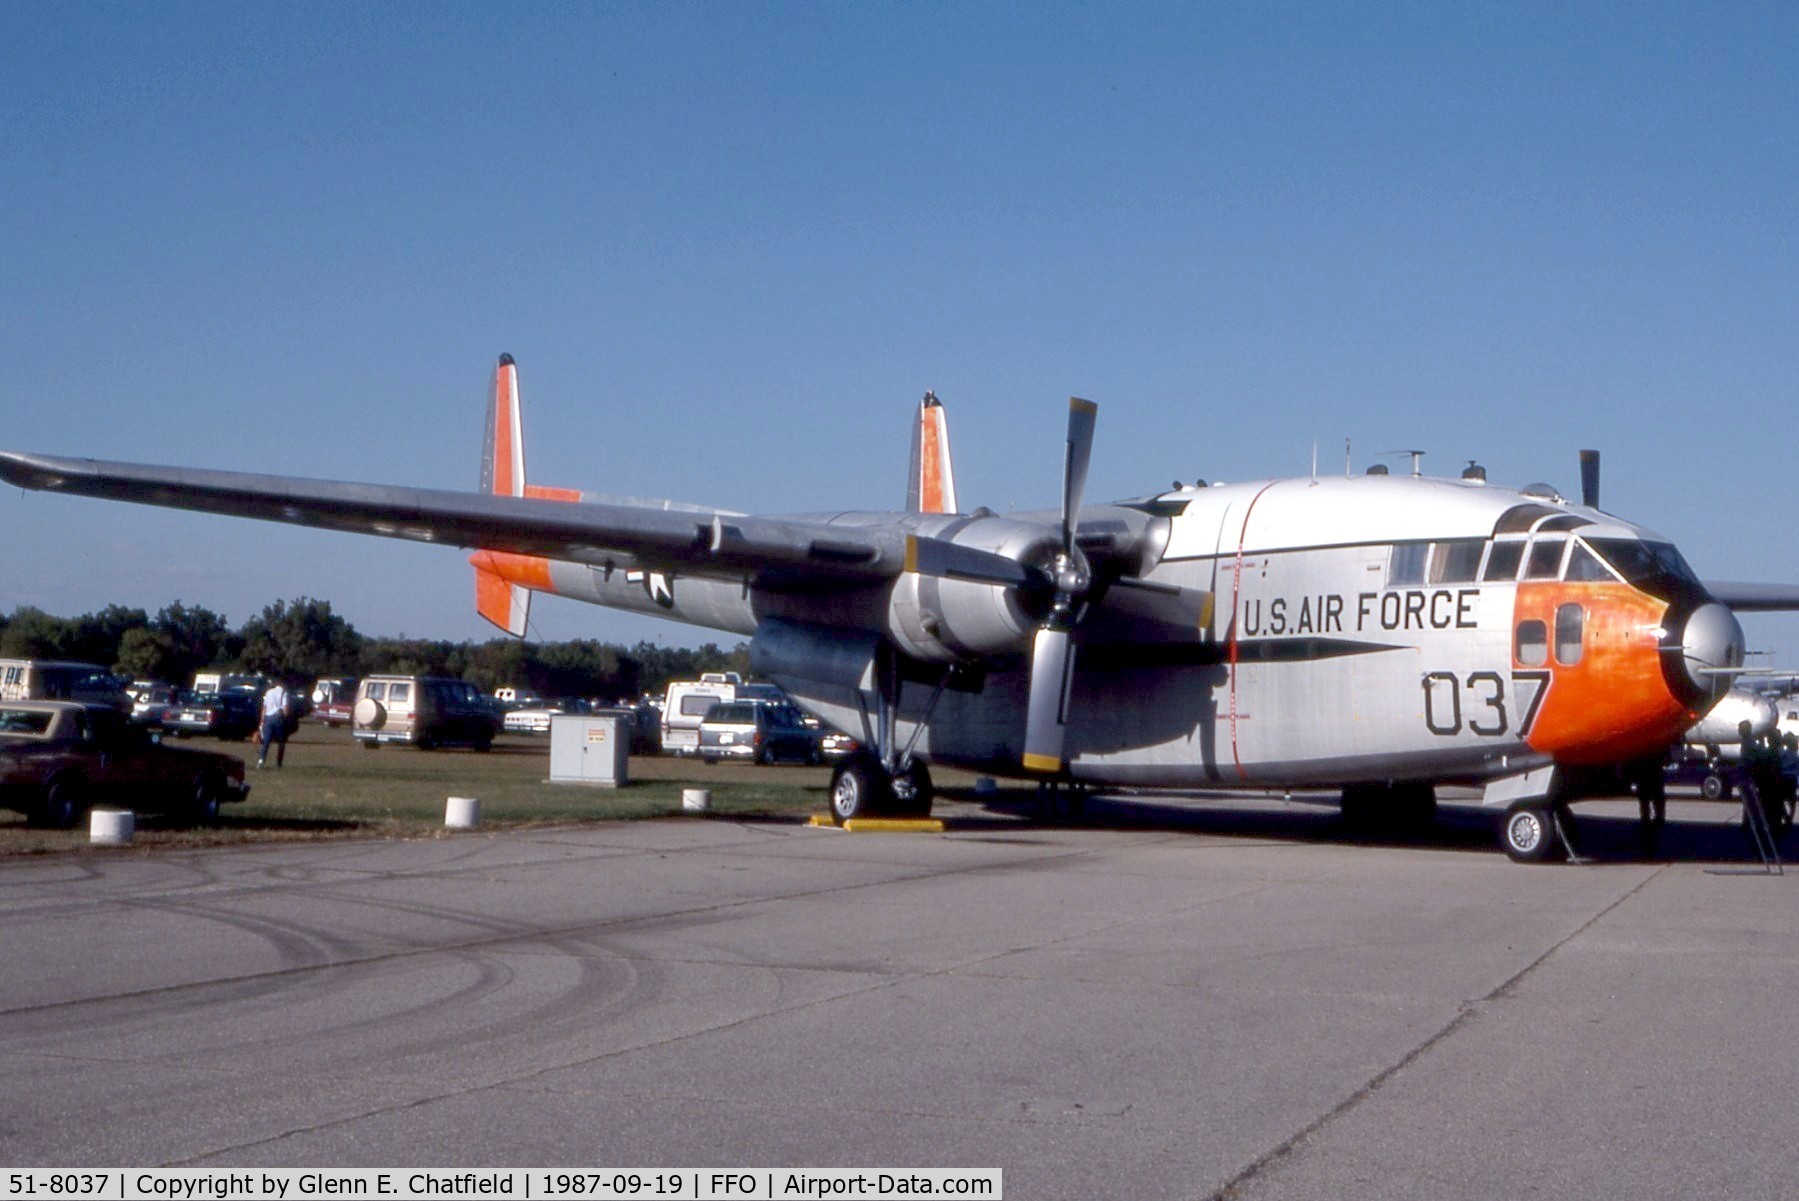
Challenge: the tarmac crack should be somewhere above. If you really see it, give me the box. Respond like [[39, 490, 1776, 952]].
[[1205, 863, 1668, 1201]]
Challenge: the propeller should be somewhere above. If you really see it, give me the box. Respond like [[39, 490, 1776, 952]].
[[903, 397, 1213, 775], [1579, 449, 1600, 509], [1021, 398, 1098, 772]]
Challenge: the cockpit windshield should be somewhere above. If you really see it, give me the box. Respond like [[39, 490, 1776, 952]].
[[1587, 538, 1700, 588]]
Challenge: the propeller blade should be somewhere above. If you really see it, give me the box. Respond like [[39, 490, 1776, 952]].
[[1100, 577, 1216, 640], [1579, 449, 1600, 509], [1023, 626, 1076, 773], [904, 534, 1036, 587], [1061, 398, 1098, 549]]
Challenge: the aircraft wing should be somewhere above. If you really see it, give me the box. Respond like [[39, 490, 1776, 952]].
[[0, 451, 905, 582], [1703, 582, 1799, 613]]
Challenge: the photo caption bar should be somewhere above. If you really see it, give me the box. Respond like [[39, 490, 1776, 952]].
[[2, 1171, 1002, 1201]]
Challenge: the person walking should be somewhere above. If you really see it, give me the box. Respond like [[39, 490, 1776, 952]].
[[258, 677, 292, 769]]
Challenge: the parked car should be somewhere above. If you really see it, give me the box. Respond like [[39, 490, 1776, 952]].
[[159, 689, 262, 741], [697, 701, 821, 764], [353, 675, 500, 750], [818, 729, 860, 760], [503, 698, 592, 735], [0, 700, 250, 827], [308, 677, 358, 727], [127, 681, 178, 725]]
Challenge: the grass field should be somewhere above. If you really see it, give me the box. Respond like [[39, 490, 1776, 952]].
[[0, 723, 918, 855]]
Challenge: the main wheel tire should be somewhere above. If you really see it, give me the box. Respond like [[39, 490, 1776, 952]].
[[892, 760, 934, 817], [1701, 772, 1727, 800], [1502, 805, 1558, 863], [829, 752, 892, 824]]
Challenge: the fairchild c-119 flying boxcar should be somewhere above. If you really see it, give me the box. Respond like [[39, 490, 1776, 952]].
[[6, 356, 1797, 861]]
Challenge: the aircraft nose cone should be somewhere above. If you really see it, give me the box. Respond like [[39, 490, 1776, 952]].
[[1681, 601, 1745, 698]]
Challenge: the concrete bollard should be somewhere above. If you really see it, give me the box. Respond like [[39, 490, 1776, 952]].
[[90, 809, 134, 846], [445, 796, 480, 829], [682, 788, 711, 814]]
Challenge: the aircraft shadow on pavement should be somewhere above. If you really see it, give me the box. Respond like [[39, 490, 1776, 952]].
[[945, 788, 1792, 866]]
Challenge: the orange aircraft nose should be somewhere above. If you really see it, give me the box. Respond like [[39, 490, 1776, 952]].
[[1518, 584, 1742, 766]]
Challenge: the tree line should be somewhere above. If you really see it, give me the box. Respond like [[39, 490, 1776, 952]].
[[0, 599, 750, 701]]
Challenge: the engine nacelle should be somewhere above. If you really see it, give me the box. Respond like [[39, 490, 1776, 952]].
[[885, 515, 1060, 662]]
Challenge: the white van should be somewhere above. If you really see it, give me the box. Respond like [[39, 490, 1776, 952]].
[[0, 660, 130, 709], [192, 671, 266, 696], [660, 673, 780, 755], [353, 675, 500, 750]]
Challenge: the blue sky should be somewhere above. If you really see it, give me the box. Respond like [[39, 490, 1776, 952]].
[[3, 3, 1797, 655]]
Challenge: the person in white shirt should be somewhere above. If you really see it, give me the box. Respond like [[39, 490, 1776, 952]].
[[258, 679, 291, 769]]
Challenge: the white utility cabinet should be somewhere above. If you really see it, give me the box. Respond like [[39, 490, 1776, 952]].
[[549, 714, 628, 787]]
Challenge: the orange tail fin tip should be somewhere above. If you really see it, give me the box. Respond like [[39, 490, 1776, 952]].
[[474, 354, 534, 635], [907, 391, 959, 514]]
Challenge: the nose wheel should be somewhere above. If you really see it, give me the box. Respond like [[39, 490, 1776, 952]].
[[1501, 804, 1573, 863]]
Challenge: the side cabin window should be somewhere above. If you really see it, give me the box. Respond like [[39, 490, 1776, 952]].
[[1556, 603, 1585, 665], [1483, 541, 1525, 582], [1516, 620, 1549, 667], [1388, 543, 1428, 586], [1390, 539, 1500, 587], [1428, 540, 1483, 584]]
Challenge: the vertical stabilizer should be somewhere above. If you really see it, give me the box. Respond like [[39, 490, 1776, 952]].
[[475, 354, 532, 636], [906, 391, 959, 514]]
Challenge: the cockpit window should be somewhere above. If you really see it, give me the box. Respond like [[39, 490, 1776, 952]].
[[1483, 541, 1524, 582], [1524, 539, 1566, 581], [1564, 542, 1613, 583], [1588, 538, 1700, 587]]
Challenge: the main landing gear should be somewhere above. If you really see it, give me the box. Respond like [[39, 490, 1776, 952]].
[[823, 651, 951, 825], [829, 752, 934, 822]]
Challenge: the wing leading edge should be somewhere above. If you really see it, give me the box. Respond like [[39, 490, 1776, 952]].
[[0, 451, 903, 584]]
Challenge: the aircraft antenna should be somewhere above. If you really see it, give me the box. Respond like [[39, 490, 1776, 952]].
[[1373, 449, 1428, 477]]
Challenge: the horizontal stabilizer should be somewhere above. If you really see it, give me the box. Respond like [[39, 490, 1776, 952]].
[[475, 562, 531, 637]]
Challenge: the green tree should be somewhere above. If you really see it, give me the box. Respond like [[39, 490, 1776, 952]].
[[237, 598, 363, 679], [0, 607, 76, 659], [155, 601, 237, 683], [67, 604, 149, 668], [115, 626, 180, 681]]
